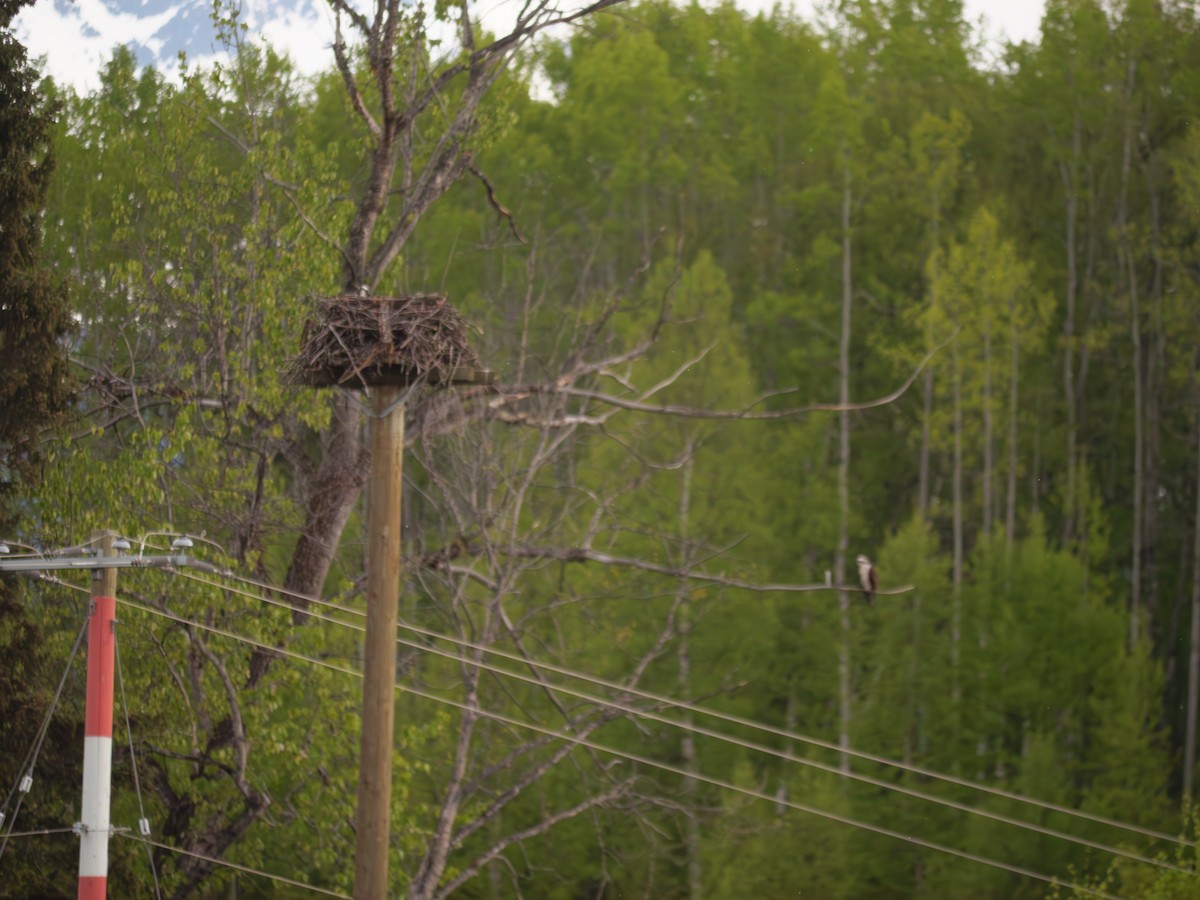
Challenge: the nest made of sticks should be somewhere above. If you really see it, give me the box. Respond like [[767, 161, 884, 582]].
[[289, 293, 481, 387]]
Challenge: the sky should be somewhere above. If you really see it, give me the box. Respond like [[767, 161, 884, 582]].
[[12, 0, 1049, 95]]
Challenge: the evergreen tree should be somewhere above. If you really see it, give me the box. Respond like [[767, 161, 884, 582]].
[[0, 0, 70, 490], [0, 3, 76, 893], [13, 1, 1200, 894]]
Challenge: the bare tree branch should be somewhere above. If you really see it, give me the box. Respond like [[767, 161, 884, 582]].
[[496, 545, 914, 596], [450, 708, 619, 850], [433, 782, 633, 900], [498, 330, 956, 423], [333, 11, 382, 138], [410, 644, 485, 900], [326, 0, 370, 37], [468, 163, 527, 243]]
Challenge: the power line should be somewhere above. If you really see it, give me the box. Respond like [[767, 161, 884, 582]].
[[115, 833, 351, 899], [33, 568, 1188, 892], [41, 567, 1195, 885], [1, 573, 340, 899], [180, 567, 1192, 851], [114, 624, 163, 899], [107, 593, 1132, 900], [0, 827, 76, 838], [0, 611, 89, 863], [168, 571, 1188, 876]]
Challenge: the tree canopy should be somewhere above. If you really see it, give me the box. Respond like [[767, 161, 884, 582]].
[[4, 0, 1200, 897]]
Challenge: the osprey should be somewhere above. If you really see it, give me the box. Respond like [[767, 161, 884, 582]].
[[855, 555, 877, 602]]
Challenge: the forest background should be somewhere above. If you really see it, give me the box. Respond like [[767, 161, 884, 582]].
[[3, 0, 1200, 897]]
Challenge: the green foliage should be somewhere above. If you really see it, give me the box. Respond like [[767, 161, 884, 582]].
[[8, 0, 1200, 896], [0, 2, 71, 492], [0, 8, 77, 892]]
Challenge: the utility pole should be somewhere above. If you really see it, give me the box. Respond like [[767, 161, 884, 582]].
[[290, 292, 491, 898], [79, 532, 117, 900], [354, 384, 404, 900], [0, 534, 197, 899]]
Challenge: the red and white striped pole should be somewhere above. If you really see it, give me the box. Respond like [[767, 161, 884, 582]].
[[79, 534, 117, 900]]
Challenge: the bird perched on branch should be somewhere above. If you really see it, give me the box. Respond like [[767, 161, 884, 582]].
[[856, 554, 877, 602]]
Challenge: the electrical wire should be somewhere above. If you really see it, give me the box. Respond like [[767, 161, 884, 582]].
[[16, 576, 334, 897], [180, 567, 1193, 850], [0, 827, 75, 838], [0, 611, 89, 863], [35, 570, 1188, 892], [171, 570, 1190, 875], [115, 833, 351, 899], [133, 547, 1186, 852], [114, 623, 163, 899], [46, 566, 1198, 881], [110, 595, 1133, 900]]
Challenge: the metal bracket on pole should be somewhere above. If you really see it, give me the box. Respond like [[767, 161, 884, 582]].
[[0, 554, 193, 573]]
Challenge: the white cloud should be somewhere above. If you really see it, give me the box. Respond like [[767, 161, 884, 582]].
[[13, 2, 108, 91], [13, 0, 1047, 95], [74, 0, 177, 41], [14, 0, 177, 92], [255, 0, 337, 77], [727, 0, 1045, 51], [967, 0, 1046, 46]]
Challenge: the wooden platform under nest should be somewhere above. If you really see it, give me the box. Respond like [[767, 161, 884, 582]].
[[288, 293, 490, 388]]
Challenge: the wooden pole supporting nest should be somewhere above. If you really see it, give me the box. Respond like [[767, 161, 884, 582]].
[[288, 292, 488, 899], [355, 383, 404, 900]]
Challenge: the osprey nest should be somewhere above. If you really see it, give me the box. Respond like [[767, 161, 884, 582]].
[[290, 293, 481, 388]]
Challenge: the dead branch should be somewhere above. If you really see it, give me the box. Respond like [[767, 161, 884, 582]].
[[326, 0, 370, 38], [190, 630, 256, 794], [403, 318, 951, 451], [493, 544, 912, 597], [451, 708, 622, 851], [267, 173, 357, 273], [505, 330, 953, 424], [409, 642, 486, 900], [467, 163, 527, 243], [332, 10, 381, 138], [433, 781, 634, 900]]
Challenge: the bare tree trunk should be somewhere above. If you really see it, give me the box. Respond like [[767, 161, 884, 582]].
[[244, 392, 367, 687], [976, 324, 992, 772], [1061, 112, 1081, 544], [918, 176, 940, 522], [1186, 391, 1200, 802], [411, 658, 483, 900], [952, 351, 963, 589], [1144, 166, 1165, 645], [680, 619, 702, 899], [775, 691, 797, 811], [982, 320, 994, 538], [906, 588, 922, 767], [1130, 256, 1144, 648], [918, 369, 933, 520], [280, 0, 627, 631], [1031, 399, 1041, 516], [952, 341, 964, 718], [1006, 307, 1020, 549], [1079, 167, 1098, 442], [1118, 57, 1143, 648], [676, 456, 702, 900], [837, 155, 853, 773], [976, 313, 993, 766], [283, 392, 367, 608]]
